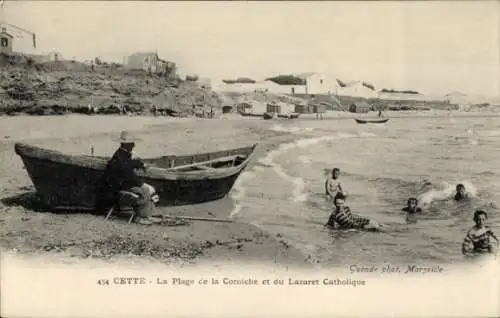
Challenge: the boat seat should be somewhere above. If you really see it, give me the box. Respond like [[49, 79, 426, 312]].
[[104, 191, 138, 223]]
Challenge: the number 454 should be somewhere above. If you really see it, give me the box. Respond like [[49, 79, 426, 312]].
[[97, 279, 110, 285]]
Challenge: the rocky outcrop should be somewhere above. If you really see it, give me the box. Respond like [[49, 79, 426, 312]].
[[0, 54, 229, 117]]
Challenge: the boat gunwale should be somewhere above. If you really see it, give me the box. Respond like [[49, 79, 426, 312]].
[[354, 118, 389, 124], [14, 142, 258, 181], [238, 110, 264, 117]]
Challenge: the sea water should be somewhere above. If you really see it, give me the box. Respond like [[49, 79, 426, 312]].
[[229, 116, 500, 266]]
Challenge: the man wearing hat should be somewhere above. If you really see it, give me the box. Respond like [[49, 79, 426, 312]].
[[95, 131, 161, 225]]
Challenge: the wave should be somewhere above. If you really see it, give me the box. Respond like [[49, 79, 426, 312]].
[[368, 177, 480, 213], [477, 170, 495, 176], [229, 170, 257, 217], [230, 170, 257, 201], [269, 124, 315, 134], [229, 203, 243, 218], [311, 172, 488, 218], [229, 131, 379, 218], [256, 132, 377, 203], [417, 180, 479, 207]]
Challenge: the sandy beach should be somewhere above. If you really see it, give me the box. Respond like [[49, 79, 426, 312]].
[[0, 114, 316, 269]]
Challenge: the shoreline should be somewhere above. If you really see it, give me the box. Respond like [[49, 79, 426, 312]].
[[0, 112, 498, 269], [2, 107, 498, 123], [0, 116, 314, 270]]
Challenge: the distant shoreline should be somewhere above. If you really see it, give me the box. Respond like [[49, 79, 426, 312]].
[[1, 108, 500, 120]]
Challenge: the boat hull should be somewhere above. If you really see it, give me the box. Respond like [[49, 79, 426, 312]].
[[238, 111, 263, 118], [277, 113, 300, 119], [354, 118, 389, 124], [15, 143, 256, 210], [263, 112, 275, 120]]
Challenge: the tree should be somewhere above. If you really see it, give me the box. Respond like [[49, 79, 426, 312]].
[[266, 75, 306, 85], [185, 74, 199, 81], [381, 88, 420, 94], [222, 77, 256, 84]]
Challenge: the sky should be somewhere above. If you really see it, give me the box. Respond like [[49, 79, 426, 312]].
[[1, 1, 499, 98]]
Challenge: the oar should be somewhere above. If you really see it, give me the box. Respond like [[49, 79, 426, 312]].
[[155, 214, 234, 223], [52, 206, 95, 212], [51, 208, 233, 223]]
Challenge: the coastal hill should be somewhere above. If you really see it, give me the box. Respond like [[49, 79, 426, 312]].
[[0, 53, 233, 117], [0, 53, 312, 117], [1, 53, 498, 117]]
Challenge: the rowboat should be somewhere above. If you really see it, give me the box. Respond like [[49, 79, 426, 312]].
[[354, 118, 389, 124], [238, 111, 264, 118], [14, 142, 257, 210], [277, 113, 300, 119], [263, 112, 275, 120]]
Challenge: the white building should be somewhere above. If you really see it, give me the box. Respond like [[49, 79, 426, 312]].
[[47, 51, 62, 61], [268, 101, 295, 114], [299, 72, 341, 95], [377, 91, 427, 101], [337, 81, 378, 99], [256, 80, 281, 92], [212, 79, 306, 95], [236, 99, 266, 113], [125, 52, 175, 76], [261, 80, 306, 95], [126, 52, 159, 72]]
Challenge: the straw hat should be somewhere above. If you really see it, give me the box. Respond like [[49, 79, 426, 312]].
[[113, 131, 142, 143]]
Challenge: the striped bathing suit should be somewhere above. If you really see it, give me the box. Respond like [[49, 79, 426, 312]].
[[463, 226, 495, 254], [332, 207, 370, 229]]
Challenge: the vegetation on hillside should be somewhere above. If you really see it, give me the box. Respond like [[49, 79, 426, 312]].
[[222, 77, 256, 84], [380, 88, 420, 94], [266, 75, 306, 85], [185, 74, 199, 82]]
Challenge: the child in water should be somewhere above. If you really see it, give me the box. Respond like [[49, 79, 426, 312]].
[[325, 167, 346, 204], [462, 209, 499, 256], [326, 193, 383, 231], [454, 184, 468, 201], [402, 197, 422, 224]]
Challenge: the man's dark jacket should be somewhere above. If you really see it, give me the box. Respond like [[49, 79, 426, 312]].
[[94, 147, 145, 211]]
